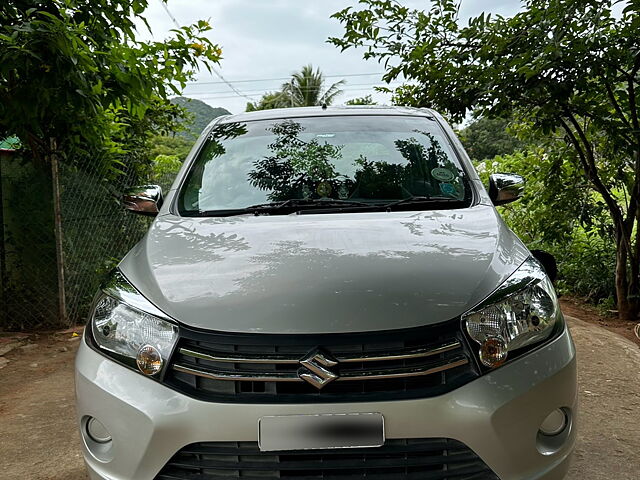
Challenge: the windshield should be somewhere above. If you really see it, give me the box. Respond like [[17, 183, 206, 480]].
[[177, 115, 472, 215]]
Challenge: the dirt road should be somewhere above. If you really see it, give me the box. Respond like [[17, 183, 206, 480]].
[[565, 317, 640, 479], [0, 330, 86, 480], [0, 316, 638, 480]]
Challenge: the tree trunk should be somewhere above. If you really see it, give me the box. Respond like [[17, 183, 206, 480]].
[[615, 229, 640, 321], [630, 219, 640, 318]]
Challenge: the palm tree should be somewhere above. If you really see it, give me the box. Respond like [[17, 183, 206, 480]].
[[246, 91, 289, 112], [281, 65, 345, 107]]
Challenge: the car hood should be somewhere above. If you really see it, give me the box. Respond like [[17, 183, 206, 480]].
[[120, 205, 529, 334]]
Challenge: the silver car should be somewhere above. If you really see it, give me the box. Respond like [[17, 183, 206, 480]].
[[75, 106, 577, 480]]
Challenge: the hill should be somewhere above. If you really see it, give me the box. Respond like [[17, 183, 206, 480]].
[[170, 97, 231, 138]]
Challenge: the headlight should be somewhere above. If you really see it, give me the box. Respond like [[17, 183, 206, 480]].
[[89, 270, 178, 376], [462, 257, 560, 368]]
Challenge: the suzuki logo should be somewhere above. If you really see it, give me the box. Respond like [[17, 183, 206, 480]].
[[298, 348, 339, 389]]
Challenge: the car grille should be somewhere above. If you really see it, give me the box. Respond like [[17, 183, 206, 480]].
[[163, 320, 479, 403], [154, 438, 498, 480]]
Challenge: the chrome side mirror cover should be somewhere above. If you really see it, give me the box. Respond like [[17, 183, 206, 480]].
[[122, 185, 163, 216], [489, 173, 525, 206]]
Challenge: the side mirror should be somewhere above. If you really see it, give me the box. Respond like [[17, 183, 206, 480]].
[[489, 173, 525, 206], [122, 185, 163, 216]]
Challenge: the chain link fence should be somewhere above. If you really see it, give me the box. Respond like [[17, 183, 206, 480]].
[[0, 148, 179, 330], [60, 163, 153, 326], [0, 150, 59, 330]]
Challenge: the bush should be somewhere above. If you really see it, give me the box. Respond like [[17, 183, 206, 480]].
[[477, 150, 617, 306]]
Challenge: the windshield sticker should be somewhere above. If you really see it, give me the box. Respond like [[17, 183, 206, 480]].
[[431, 167, 455, 182], [439, 182, 457, 197]]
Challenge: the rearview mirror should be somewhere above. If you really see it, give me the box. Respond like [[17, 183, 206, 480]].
[[488, 173, 525, 206], [122, 185, 163, 216]]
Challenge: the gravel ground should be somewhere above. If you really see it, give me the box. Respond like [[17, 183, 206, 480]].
[[0, 315, 638, 480]]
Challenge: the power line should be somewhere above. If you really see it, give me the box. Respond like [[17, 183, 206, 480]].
[[191, 90, 396, 101], [158, 0, 256, 100], [184, 72, 386, 86], [190, 85, 399, 101], [184, 81, 402, 97], [158, 0, 180, 27]]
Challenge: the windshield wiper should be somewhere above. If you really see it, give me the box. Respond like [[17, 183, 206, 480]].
[[261, 198, 371, 210], [190, 196, 465, 217], [191, 198, 371, 217], [297, 195, 466, 215], [382, 195, 464, 210]]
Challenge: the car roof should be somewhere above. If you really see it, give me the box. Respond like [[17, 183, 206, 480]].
[[216, 105, 436, 124]]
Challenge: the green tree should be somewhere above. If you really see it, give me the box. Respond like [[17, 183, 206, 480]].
[[460, 116, 524, 162], [479, 148, 617, 304], [0, 0, 221, 167], [148, 135, 193, 163], [152, 154, 183, 191], [146, 97, 230, 190], [246, 65, 345, 111], [345, 94, 376, 106], [105, 97, 189, 178], [284, 65, 345, 107], [246, 91, 290, 112], [0, 0, 222, 327], [331, 0, 640, 321], [146, 134, 195, 190]]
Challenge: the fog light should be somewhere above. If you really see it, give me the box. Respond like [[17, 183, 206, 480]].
[[539, 408, 567, 436], [479, 336, 508, 367], [86, 417, 111, 444], [136, 344, 163, 375]]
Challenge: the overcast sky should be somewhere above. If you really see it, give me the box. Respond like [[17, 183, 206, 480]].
[[137, 0, 524, 114]]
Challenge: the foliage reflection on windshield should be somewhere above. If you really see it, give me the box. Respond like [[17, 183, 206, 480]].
[[248, 120, 348, 202], [178, 116, 469, 214]]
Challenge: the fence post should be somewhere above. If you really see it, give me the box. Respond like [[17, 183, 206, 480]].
[[50, 138, 67, 326], [0, 152, 5, 321]]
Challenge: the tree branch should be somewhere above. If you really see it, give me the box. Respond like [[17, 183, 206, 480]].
[[561, 113, 627, 240], [627, 55, 640, 133], [604, 80, 632, 130], [626, 149, 640, 232], [558, 116, 591, 175]]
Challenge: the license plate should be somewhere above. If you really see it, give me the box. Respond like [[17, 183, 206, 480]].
[[258, 413, 384, 452]]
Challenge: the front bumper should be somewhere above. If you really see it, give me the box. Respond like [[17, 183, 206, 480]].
[[75, 326, 577, 480]]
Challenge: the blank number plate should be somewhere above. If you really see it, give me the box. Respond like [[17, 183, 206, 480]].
[[258, 412, 384, 452]]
